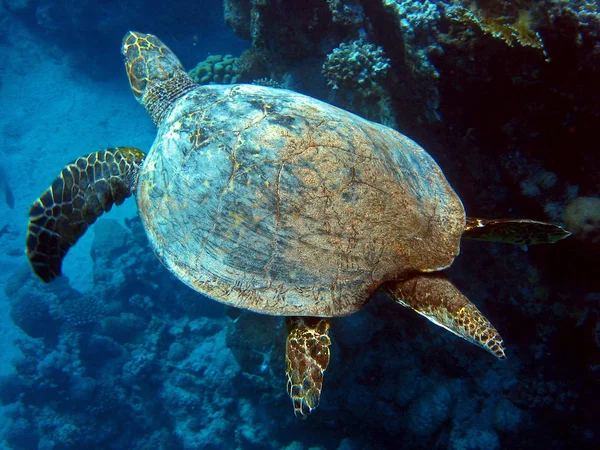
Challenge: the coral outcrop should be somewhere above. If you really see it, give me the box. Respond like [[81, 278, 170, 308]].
[[564, 196, 600, 244], [189, 54, 241, 85], [322, 39, 390, 90]]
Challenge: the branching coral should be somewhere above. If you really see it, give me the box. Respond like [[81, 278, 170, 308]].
[[322, 39, 391, 91]]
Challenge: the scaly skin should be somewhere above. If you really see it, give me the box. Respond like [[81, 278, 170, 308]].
[[384, 273, 506, 359], [285, 317, 332, 418], [26, 147, 146, 282], [121, 31, 197, 126]]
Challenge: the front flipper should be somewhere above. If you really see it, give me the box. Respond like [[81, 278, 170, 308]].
[[463, 217, 571, 249], [384, 273, 506, 359], [285, 317, 331, 418], [26, 147, 146, 282]]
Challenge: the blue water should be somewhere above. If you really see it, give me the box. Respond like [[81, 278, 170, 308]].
[[0, 1, 598, 449]]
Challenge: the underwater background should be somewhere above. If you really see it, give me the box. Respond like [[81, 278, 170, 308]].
[[0, 0, 598, 448]]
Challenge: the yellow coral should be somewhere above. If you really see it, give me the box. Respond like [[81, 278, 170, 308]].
[[450, 5, 548, 60]]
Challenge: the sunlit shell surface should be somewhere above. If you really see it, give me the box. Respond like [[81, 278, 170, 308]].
[[137, 84, 465, 317]]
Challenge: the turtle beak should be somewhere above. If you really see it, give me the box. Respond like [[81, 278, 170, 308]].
[[121, 31, 134, 57]]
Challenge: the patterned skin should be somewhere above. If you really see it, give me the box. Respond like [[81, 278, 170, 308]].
[[385, 274, 506, 359], [285, 317, 331, 417], [122, 32, 197, 125], [25, 32, 570, 418], [26, 148, 145, 282]]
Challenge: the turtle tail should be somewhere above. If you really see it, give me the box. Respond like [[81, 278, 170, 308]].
[[463, 217, 571, 249], [26, 147, 146, 282]]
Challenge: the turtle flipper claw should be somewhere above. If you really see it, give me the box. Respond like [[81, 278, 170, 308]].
[[285, 317, 331, 418], [26, 147, 145, 282]]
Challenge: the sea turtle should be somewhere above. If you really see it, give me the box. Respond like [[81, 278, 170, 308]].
[[25, 31, 570, 418]]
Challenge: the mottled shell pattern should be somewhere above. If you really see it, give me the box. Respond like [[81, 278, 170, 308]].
[[136, 84, 465, 317]]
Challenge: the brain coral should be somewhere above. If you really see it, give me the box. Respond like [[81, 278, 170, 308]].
[[189, 54, 240, 85]]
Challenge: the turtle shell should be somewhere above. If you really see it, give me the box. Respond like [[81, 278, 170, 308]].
[[136, 85, 465, 317]]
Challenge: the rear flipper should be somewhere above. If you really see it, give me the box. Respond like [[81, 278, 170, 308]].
[[285, 317, 331, 418], [384, 273, 506, 359], [26, 147, 146, 282], [464, 217, 571, 249]]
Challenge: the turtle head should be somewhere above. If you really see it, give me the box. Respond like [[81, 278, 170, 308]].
[[122, 31, 196, 126]]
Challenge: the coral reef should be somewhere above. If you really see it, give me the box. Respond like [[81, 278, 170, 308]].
[[322, 39, 390, 90], [1, 1, 599, 449], [224, 0, 252, 40], [189, 54, 241, 85], [325, 0, 365, 26], [3, 197, 600, 448], [378, 0, 444, 123], [405, 381, 454, 437], [446, 2, 547, 57], [218, 0, 600, 199], [51, 294, 106, 326], [321, 38, 395, 124], [564, 196, 600, 244]]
